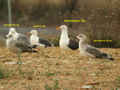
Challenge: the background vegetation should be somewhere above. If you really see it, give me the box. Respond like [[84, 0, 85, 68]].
[[0, 0, 120, 47], [0, 1, 120, 89]]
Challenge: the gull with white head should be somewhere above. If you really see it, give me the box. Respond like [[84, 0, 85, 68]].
[[6, 27, 35, 53], [56, 25, 79, 50], [30, 30, 52, 48], [76, 34, 114, 60]]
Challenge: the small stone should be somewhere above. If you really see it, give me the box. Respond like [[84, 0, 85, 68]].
[[81, 85, 93, 88]]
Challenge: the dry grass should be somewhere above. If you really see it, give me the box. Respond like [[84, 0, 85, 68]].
[[0, 47, 119, 90]]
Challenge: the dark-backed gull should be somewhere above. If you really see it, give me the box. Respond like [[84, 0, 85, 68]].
[[30, 30, 52, 48], [6, 28, 36, 53], [76, 34, 114, 60], [56, 25, 78, 50]]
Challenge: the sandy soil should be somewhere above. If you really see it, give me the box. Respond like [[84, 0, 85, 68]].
[[0, 47, 119, 90]]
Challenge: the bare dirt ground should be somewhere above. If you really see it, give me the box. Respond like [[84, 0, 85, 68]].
[[0, 47, 120, 90]]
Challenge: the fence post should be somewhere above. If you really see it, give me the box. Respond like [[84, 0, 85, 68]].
[[8, 0, 12, 24]]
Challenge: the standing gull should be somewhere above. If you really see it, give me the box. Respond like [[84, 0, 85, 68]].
[[56, 25, 79, 50], [76, 34, 114, 60], [6, 28, 36, 53], [30, 30, 52, 48]]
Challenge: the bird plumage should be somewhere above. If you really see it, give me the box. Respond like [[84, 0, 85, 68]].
[[6, 28, 36, 53], [68, 40, 79, 50], [86, 45, 113, 60], [15, 34, 34, 52], [30, 30, 52, 48], [57, 25, 78, 50], [77, 34, 114, 60]]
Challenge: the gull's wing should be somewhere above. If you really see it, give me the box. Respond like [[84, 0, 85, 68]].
[[86, 45, 103, 58], [15, 34, 33, 52], [86, 45, 114, 60], [39, 38, 52, 47]]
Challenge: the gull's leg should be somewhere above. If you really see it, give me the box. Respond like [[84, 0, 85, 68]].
[[17, 51, 22, 65], [59, 49, 67, 59]]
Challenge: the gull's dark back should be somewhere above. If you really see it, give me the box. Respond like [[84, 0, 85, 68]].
[[68, 40, 79, 50], [39, 38, 52, 47]]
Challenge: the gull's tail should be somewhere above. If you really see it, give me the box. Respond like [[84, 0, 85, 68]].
[[101, 53, 114, 61], [22, 46, 38, 53]]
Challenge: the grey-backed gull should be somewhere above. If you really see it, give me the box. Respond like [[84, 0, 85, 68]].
[[6, 28, 35, 53], [76, 34, 114, 60]]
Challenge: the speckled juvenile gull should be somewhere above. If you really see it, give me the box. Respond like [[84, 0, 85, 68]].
[[6, 28, 36, 53], [76, 34, 114, 60]]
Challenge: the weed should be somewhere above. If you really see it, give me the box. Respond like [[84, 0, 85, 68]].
[[0, 65, 10, 79], [53, 80, 59, 90], [46, 72, 56, 77], [16, 51, 24, 76], [45, 84, 52, 90], [115, 76, 120, 87], [45, 80, 60, 90], [0, 69, 6, 79]]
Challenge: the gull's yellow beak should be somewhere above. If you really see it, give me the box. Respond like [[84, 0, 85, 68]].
[[56, 26, 60, 30]]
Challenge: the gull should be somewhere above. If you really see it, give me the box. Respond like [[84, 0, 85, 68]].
[[6, 28, 36, 53], [76, 34, 114, 60], [56, 25, 78, 50], [29, 30, 52, 48]]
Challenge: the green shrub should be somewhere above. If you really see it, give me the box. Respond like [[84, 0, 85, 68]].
[[49, 37, 60, 47], [45, 80, 60, 90], [0, 64, 10, 79]]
